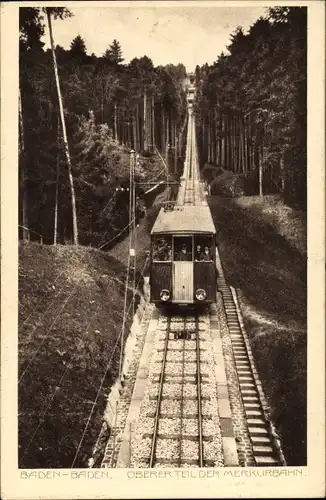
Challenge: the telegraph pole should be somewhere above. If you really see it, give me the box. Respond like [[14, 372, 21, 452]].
[[133, 154, 139, 317], [129, 150, 136, 317], [115, 150, 180, 316]]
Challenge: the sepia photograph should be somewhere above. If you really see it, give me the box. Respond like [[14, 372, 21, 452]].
[[1, 1, 325, 498], [17, 3, 307, 470]]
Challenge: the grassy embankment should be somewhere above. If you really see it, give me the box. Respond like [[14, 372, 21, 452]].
[[209, 194, 307, 465], [19, 243, 135, 468]]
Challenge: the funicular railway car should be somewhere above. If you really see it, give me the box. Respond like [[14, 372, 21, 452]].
[[150, 203, 217, 306]]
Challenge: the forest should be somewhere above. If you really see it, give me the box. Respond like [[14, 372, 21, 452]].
[[195, 7, 307, 209], [19, 6, 307, 252], [19, 7, 188, 247]]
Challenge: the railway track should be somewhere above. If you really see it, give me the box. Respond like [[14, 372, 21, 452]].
[[148, 316, 205, 467], [106, 293, 285, 468], [129, 312, 224, 467]]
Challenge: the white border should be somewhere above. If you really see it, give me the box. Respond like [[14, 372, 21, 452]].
[[1, 1, 325, 498]]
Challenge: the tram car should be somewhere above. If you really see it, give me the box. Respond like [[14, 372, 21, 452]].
[[150, 203, 217, 306]]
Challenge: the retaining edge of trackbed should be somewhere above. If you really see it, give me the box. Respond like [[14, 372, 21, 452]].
[[231, 286, 287, 466], [89, 280, 152, 468]]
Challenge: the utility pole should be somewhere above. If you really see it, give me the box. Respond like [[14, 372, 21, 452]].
[[129, 150, 136, 316]]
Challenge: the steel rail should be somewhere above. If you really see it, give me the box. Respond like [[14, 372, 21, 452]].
[[178, 319, 187, 466], [195, 316, 204, 467], [149, 318, 170, 467]]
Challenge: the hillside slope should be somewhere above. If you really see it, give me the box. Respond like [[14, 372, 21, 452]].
[[19, 242, 134, 468], [109, 190, 165, 271], [209, 194, 307, 465]]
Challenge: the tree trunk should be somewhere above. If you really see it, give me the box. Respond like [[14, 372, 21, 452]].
[[54, 117, 60, 245], [132, 108, 137, 150], [178, 112, 187, 157], [165, 114, 169, 163], [216, 111, 220, 165], [239, 117, 243, 174], [47, 8, 78, 245], [213, 109, 216, 164], [243, 115, 248, 177], [207, 113, 211, 163], [259, 136, 263, 197], [226, 115, 229, 168], [162, 105, 165, 155], [127, 116, 131, 147], [250, 113, 255, 172], [236, 116, 239, 173], [225, 115, 228, 168], [234, 116, 237, 172], [220, 113, 223, 166], [19, 87, 28, 240], [114, 103, 118, 141], [136, 103, 140, 151], [147, 95, 151, 150], [151, 95, 155, 151], [143, 89, 147, 152], [229, 115, 232, 169], [101, 82, 104, 124], [280, 153, 285, 192], [174, 120, 177, 174], [234, 116, 238, 173]]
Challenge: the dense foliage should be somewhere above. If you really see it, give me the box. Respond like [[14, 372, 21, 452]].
[[19, 8, 188, 245], [195, 7, 307, 209]]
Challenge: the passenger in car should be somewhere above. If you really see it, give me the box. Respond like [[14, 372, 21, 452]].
[[195, 244, 202, 261], [165, 244, 172, 261], [201, 246, 212, 261], [154, 238, 172, 261], [178, 243, 192, 261]]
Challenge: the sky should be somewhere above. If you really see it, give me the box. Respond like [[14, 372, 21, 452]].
[[43, 5, 268, 71]]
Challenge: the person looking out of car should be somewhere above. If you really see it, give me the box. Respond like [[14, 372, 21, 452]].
[[178, 243, 192, 261], [201, 246, 212, 261], [195, 244, 202, 261], [165, 244, 172, 261]]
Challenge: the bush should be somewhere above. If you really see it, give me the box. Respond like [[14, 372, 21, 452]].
[[210, 171, 245, 197]]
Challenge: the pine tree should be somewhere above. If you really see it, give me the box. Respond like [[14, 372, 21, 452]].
[[103, 39, 124, 66], [70, 35, 87, 59], [19, 8, 45, 52]]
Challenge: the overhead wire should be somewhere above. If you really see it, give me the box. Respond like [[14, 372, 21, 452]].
[[19, 263, 132, 465], [21, 208, 147, 466], [19, 196, 132, 384], [70, 254, 149, 468], [20, 191, 119, 330], [72, 154, 147, 467], [20, 146, 164, 332], [20, 149, 152, 464]]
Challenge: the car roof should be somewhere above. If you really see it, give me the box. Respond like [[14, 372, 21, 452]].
[[151, 205, 216, 235]]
